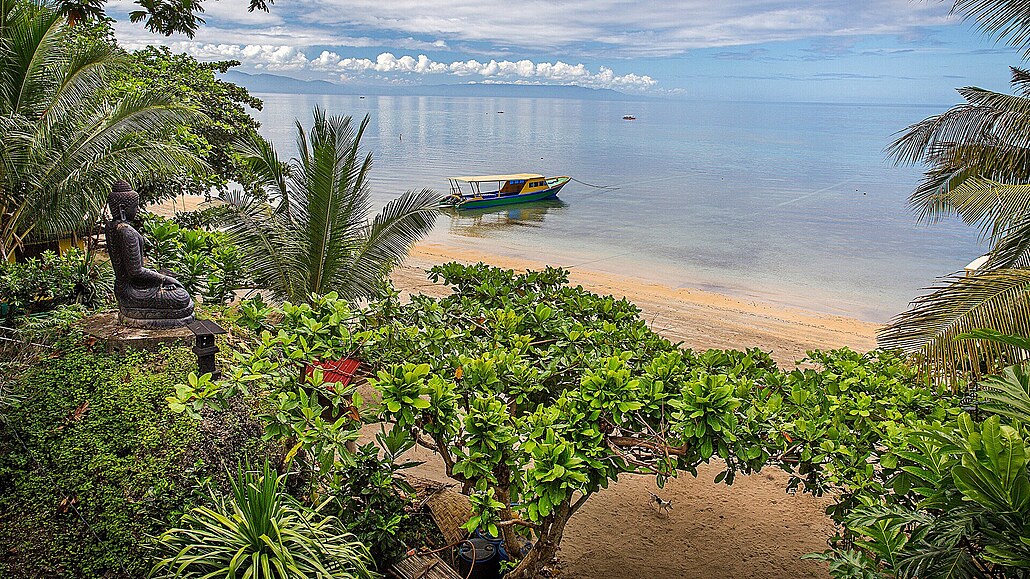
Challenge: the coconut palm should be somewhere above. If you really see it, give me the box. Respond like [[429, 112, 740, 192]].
[[219, 107, 439, 304], [0, 0, 200, 261], [877, 1, 1030, 381], [877, 67, 1030, 381]]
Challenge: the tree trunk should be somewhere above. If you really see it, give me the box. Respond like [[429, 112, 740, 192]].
[[505, 500, 572, 579], [493, 466, 524, 558]]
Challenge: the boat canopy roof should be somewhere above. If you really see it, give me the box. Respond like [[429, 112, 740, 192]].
[[449, 173, 544, 183]]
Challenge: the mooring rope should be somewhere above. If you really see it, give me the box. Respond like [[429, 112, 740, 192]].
[[570, 177, 620, 192]]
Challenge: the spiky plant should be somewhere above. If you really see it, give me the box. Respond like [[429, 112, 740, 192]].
[[150, 461, 377, 579], [219, 107, 438, 303]]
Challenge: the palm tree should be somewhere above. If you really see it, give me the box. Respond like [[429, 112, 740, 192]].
[[0, 0, 201, 262], [878, 1, 1030, 381], [877, 66, 1030, 381], [219, 107, 439, 303]]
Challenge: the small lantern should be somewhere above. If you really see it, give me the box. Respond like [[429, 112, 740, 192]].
[[187, 319, 227, 378]]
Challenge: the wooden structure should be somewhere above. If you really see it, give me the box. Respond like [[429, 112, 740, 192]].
[[389, 551, 464, 579]]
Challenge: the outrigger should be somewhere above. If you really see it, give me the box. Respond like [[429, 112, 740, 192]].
[[442, 173, 571, 210]]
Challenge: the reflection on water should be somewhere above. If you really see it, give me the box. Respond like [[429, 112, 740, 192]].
[[442, 199, 569, 238], [249, 94, 985, 321]]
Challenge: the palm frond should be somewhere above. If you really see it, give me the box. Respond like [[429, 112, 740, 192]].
[[952, 0, 1030, 57], [296, 112, 372, 298], [1011, 66, 1030, 97], [235, 129, 290, 199], [344, 187, 440, 300], [219, 187, 302, 302], [877, 268, 1030, 384], [0, 4, 203, 256]]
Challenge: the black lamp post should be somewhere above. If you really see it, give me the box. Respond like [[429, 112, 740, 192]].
[[187, 319, 227, 378]]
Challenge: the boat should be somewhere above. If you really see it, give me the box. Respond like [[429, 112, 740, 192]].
[[622, 115, 636, 120], [442, 173, 571, 210]]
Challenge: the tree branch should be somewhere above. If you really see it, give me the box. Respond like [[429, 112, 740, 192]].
[[608, 435, 689, 457], [496, 518, 542, 530]]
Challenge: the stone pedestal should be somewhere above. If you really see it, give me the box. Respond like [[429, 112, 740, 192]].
[[82, 311, 194, 353]]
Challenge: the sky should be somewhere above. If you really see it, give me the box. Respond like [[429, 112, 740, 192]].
[[108, 0, 1029, 104]]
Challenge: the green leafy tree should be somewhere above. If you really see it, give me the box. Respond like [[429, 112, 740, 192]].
[[111, 45, 263, 202], [356, 263, 959, 579], [0, 0, 200, 261], [218, 107, 439, 303], [878, 1, 1030, 380]]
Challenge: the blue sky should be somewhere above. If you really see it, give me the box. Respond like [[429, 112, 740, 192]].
[[108, 0, 1027, 103]]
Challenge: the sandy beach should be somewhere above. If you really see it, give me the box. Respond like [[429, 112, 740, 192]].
[[395, 241, 879, 365], [382, 241, 878, 578]]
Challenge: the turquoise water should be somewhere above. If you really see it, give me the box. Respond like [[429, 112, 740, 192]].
[[249, 94, 983, 322]]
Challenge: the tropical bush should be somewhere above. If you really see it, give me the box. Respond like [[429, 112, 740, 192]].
[[218, 107, 439, 304], [809, 363, 1030, 578], [142, 215, 246, 304], [0, 334, 265, 577], [0, 248, 112, 315], [329, 428, 436, 565], [350, 263, 960, 578], [151, 461, 377, 579]]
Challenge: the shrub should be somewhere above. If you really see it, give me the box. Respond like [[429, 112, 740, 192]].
[[0, 334, 264, 577], [329, 428, 434, 565], [808, 362, 1030, 578], [141, 215, 246, 305], [151, 461, 376, 579], [0, 248, 112, 316]]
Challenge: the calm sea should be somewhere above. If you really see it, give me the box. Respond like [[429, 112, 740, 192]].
[[248, 94, 983, 323]]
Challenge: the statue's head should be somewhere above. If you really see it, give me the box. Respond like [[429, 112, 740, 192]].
[[108, 180, 139, 221]]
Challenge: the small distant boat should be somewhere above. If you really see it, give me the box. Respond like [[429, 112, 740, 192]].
[[442, 173, 571, 210], [622, 115, 636, 120]]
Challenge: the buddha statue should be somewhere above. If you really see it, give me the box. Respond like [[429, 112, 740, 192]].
[[104, 180, 194, 329]]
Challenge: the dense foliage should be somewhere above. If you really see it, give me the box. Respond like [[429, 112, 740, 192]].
[[0, 0, 200, 261], [151, 461, 376, 579], [181, 293, 436, 568], [142, 215, 246, 304], [0, 335, 265, 577], [809, 343, 1030, 578], [247, 262, 960, 579], [0, 248, 112, 316], [112, 45, 264, 202]]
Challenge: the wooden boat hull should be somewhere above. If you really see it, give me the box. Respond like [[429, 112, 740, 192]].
[[447, 178, 570, 210]]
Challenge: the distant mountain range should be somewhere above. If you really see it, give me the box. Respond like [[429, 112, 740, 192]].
[[221, 70, 651, 101]]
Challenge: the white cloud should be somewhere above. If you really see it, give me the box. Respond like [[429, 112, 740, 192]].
[[151, 42, 310, 70], [112, 0, 957, 61], [322, 52, 656, 89], [161, 41, 657, 90], [285, 0, 955, 57]]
